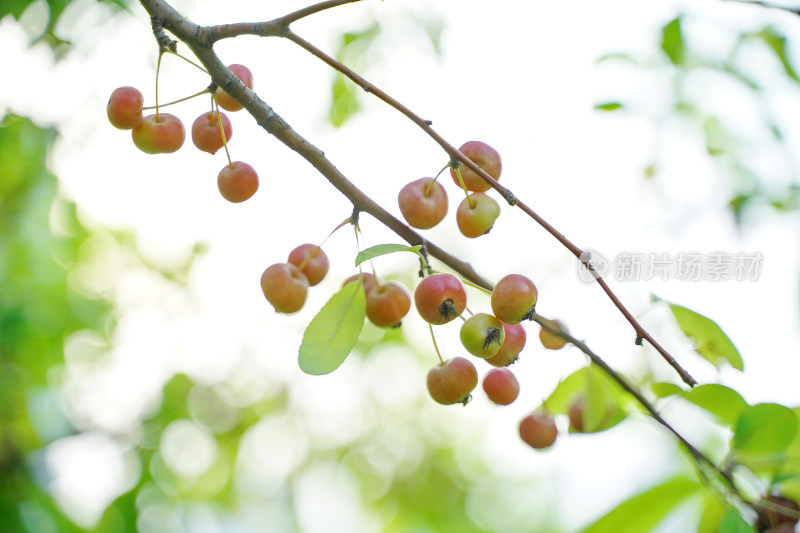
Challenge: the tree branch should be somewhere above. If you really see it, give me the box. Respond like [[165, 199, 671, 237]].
[[282, 29, 698, 387], [138, 0, 493, 292], [533, 314, 738, 493]]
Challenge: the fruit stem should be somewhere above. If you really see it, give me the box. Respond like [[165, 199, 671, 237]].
[[422, 165, 448, 197], [413, 250, 430, 275], [460, 277, 493, 296], [453, 166, 475, 208], [428, 324, 444, 364], [166, 50, 209, 74], [155, 51, 164, 121], [212, 94, 233, 166], [296, 246, 322, 272], [142, 88, 211, 110]]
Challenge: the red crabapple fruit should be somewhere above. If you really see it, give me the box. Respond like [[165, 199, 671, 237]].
[[131, 113, 185, 154], [491, 274, 538, 324], [414, 273, 467, 325], [366, 281, 411, 328], [539, 319, 568, 350], [460, 313, 505, 358], [107, 86, 144, 130], [427, 357, 478, 405], [519, 413, 558, 449], [397, 178, 448, 229], [482, 368, 519, 405], [218, 161, 259, 203], [260, 263, 309, 314], [191, 111, 232, 154], [344, 272, 377, 295], [288, 244, 329, 287], [485, 322, 526, 367], [456, 193, 500, 238], [449, 140, 502, 192]]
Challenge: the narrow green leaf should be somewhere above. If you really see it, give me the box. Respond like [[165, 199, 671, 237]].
[[718, 507, 756, 533], [733, 403, 798, 453], [594, 102, 624, 111], [656, 297, 744, 371], [754, 27, 800, 83], [355, 244, 422, 267], [661, 17, 685, 65], [596, 52, 638, 64], [682, 384, 747, 426], [582, 477, 700, 533], [298, 281, 366, 375]]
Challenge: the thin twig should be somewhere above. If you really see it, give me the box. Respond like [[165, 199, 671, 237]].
[[532, 313, 737, 492]]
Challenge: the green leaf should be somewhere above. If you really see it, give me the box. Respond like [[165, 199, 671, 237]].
[[582, 477, 700, 533], [328, 21, 381, 127], [733, 403, 798, 453], [718, 507, 756, 533], [543, 365, 629, 433], [329, 74, 361, 128], [594, 102, 623, 111], [661, 17, 685, 65], [697, 493, 725, 533], [298, 281, 366, 375], [355, 244, 422, 267], [656, 297, 744, 371], [651, 382, 683, 398], [754, 27, 800, 83], [681, 384, 747, 426]]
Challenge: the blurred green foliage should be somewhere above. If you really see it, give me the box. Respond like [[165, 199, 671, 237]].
[[0, 114, 117, 531]]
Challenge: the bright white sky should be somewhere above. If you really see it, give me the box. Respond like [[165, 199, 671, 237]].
[[2, 0, 800, 531]]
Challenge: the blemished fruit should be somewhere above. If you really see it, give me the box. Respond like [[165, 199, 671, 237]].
[[131, 113, 185, 154], [568, 395, 613, 433], [191, 111, 232, 154], [757, 496, 800, 530], [344, 272, 377, 295], [427, 357, 478, 405], [485, 322, 526, 367], [482, 368, 519, 405], [397, 178, 448, 229], [491, 274, 538, 324], [366, 281, 411, 328], [450, 140, 502, 192], [414, 273, 467, 325], [519, 413, 558, 449], [260, 263, 309, 314], [539, 319, 568, 350], [107, 86, 144, 129], [288, 244, 329, 287], [218, 161, 259, 203], [456, 193, 500, 238], [216, 64, 254, 112], [460, 313, 505, 358]]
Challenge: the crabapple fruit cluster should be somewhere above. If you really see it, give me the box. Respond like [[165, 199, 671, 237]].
[[261, 244, 330, 314], [397, 141, 502, 238], [107, 64, 260, 203]]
